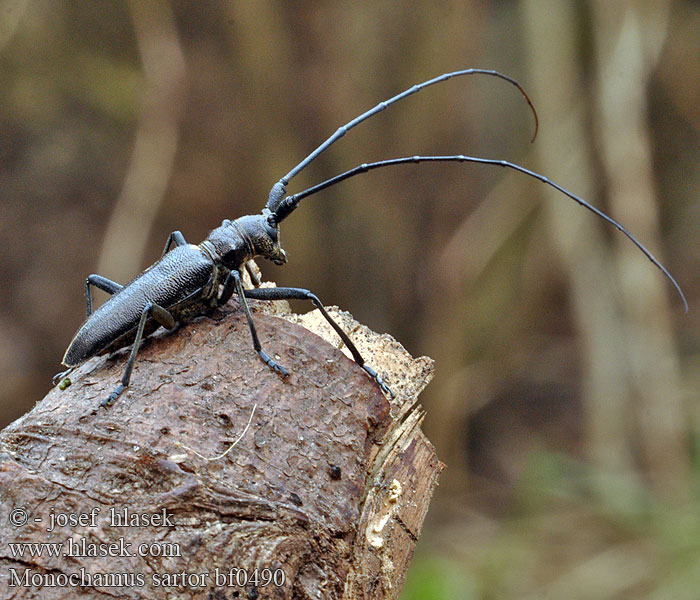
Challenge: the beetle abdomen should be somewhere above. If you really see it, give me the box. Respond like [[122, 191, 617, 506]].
[[63, 245, 216, 367]]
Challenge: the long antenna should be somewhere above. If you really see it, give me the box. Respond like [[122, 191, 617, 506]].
[[266, 69, 538, 213], [273, 155, 688, 312]]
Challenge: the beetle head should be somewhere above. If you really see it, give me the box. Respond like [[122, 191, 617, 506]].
[[225, 212, 286, 266], [208, 213, 286, 269], [256, 210, 287, 265]]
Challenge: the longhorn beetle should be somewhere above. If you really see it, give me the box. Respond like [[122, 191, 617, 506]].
[[54, 69, 687, 407]]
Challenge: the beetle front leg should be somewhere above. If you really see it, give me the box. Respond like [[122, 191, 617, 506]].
[[244, 260, 262, 287], [217, 262, 262, 308], [244, 286, 394, 398], [230, 270, 289, 379], [101, 302, 176, 408]]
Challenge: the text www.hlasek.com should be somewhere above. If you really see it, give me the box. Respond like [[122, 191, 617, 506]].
[[9, 536, 179, 559]]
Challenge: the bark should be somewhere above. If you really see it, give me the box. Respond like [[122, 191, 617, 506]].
[[0, 292, 439, 600]]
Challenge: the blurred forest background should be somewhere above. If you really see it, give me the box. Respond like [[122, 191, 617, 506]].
[[1, 1, 699, 598]]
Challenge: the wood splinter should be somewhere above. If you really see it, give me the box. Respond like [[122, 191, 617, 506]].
[[0, 290, 441, 600]]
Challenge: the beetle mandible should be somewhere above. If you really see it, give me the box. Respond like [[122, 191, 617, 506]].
[[53, 69, 687, 407]]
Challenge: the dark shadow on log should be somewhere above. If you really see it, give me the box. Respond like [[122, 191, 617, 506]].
[[0, 293, 440, 599]]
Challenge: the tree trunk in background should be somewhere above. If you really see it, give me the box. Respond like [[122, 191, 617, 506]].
[[0, 297, 440, 599], [589, 0, 688, 502], [521, 0, 688, 502], [97, 0, 186, 284]]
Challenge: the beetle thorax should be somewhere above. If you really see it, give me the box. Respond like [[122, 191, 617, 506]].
[[204, 214, 286, 269]]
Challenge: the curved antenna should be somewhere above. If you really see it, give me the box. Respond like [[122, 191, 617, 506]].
[[273, 155, 688, 312], [266, 69, 538, 213]]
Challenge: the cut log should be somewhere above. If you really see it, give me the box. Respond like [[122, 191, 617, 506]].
[[0, 292, 440, 599]]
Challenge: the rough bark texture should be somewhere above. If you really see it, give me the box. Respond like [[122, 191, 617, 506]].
[[0, 290, 439, 599]]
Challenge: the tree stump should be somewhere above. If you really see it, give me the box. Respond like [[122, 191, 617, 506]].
[[0, 291, 440, 599]]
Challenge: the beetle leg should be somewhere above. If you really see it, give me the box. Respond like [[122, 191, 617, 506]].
[[244, 286, 394, 398], [218, 261, 261, 308], [216, 270, 237, 307], [218, 261, 262, 310], [52, 367, 74, 386], [231, 270, 289, 379], [245, 260, 262, 287], [161, 230, 188, 257], [85, 274, 123, 316], [101, 302, 175, 408], [57, 272, 123, 386]]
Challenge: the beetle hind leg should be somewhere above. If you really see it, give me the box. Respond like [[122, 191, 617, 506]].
[[85, 274, 123, 316], [101, 302, 176, 408], [161, 231, 188, 257], [53, 274, 124, 389], [52, 367, 75, 387]]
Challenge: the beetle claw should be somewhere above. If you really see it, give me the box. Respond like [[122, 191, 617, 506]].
[[270, 361, 289, 379], [101, 383, 125, 408], [362, 365, 395, 399], [258, 349, 288, 379], [52, 368, 73, 386]]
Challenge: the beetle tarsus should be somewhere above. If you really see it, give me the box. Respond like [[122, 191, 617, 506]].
[[52, 368, 74, 386], [258, 349, 289, 378], [362, 365, 394, 398], [101, 383, 125, 408]]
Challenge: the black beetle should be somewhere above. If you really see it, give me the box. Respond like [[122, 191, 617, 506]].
[[54, 69, 686, 407]]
